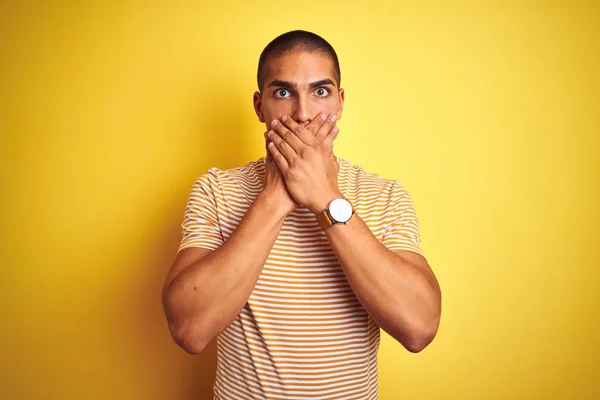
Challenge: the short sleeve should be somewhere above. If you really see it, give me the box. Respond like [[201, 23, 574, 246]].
[[177, 171, 224, 253], [380, 181, 426, 258]]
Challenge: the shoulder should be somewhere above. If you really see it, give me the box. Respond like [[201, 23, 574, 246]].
[[339, 157, 407, 197], [193, 157, 265, 191]]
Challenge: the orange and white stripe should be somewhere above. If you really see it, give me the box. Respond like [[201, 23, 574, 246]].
[[178, 156, 424, 399]]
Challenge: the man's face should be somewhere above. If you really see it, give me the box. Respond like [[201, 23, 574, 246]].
[[253, 51, 344, 130]]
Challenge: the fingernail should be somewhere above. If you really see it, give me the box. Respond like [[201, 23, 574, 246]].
[[281, 116, 288, 122], [321, 113, 327, 121], [271, 119, 279, 127], [332, 126, 339, 133], [268, 130, 274, 136], [330, 114, 337, 122]]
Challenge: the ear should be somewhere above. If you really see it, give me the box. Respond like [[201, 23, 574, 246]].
[[336, 88, 345, 120], [253, 91, 265, 122]]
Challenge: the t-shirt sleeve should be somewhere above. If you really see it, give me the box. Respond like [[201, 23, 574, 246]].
[[380, 181, 426, 258], [177, 170, 224, 254]]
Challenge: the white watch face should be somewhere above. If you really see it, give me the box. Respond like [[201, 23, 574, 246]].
[[329, 198, 353, 223]]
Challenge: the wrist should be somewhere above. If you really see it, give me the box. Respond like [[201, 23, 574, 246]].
[[309, 191, 344, 215], [256, 191, 293, 219]]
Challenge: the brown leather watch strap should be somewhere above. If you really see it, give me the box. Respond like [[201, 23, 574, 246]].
[[316, 209, 333, 230]]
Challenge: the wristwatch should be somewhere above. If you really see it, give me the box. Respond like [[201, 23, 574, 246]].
[[317, 198, 356, 229]]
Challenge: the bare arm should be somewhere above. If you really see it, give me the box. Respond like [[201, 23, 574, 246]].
[[266, 115, 441, 353], [162, 191, 289, 354], [163, 118, 337, 355], [323, 212, 441, 353]]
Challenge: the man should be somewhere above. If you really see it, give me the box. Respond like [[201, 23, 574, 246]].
[[162, 30, 441, 400]]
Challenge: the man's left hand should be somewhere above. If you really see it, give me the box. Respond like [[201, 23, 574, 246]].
[[267, 114, 342, 215]]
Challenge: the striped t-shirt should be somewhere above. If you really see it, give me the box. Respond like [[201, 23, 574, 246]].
[[177, 156, 425, 400]]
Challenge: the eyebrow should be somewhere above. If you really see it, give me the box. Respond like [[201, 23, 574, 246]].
[[310, 79, 336, 88], [268, 79, 336, 89]]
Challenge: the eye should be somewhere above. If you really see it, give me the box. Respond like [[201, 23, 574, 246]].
[[274, 88, 292, 98], [314, 87, 330, 97]]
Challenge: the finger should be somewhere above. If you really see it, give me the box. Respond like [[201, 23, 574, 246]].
[[315, 114, 337, 143], [268, 130, 297, 162], [302, 112, 328, 140], [277, 116, 316, 146], [268, 141, 289, 172], [272, 118, 306, 152], [322, 125, 340, 149]]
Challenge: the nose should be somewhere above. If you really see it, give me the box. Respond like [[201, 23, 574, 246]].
[[292, 94, 312, 124]]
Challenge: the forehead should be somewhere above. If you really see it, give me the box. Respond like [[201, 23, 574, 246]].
[[263, 51, 337, 87]]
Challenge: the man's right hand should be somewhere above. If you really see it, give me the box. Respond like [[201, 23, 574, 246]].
[[260, 113, 340, 216], [261, 145, 297, 216]]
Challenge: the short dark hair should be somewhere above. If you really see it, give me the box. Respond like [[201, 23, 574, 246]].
[[257, 30, 341, 92]]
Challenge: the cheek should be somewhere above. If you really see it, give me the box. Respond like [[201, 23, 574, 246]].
[[262, 96, 340, 122], [262, 100, 293, 122], [317, 97, 340, 115]]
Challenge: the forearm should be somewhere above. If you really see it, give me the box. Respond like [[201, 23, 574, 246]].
[[325, 214, 441, 352], [263, 114, 441, 351], [163, 193, 287, 353]]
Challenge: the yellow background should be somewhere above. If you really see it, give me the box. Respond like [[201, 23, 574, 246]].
[[2, 1, 598, 399]]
